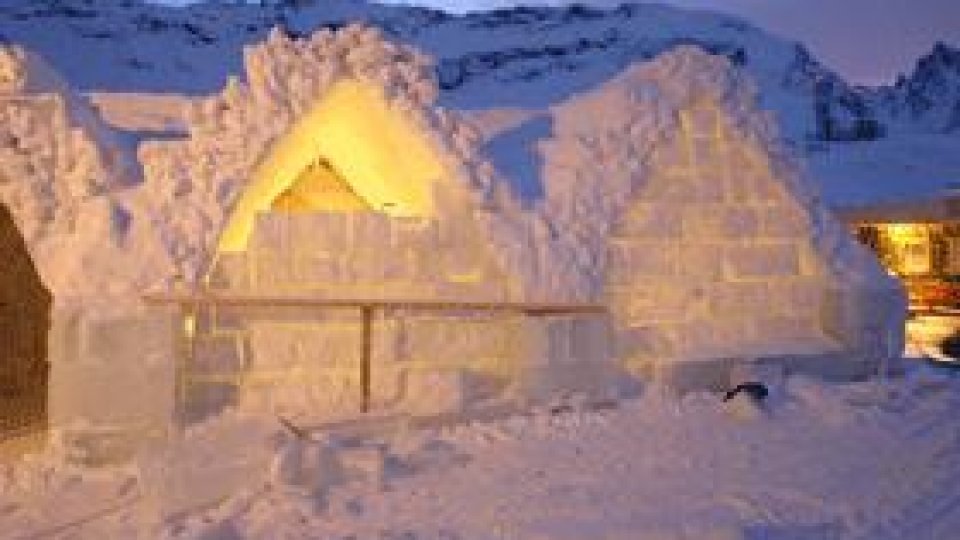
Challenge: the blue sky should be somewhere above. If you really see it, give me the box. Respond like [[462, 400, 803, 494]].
[[156, 0, 960, 85]]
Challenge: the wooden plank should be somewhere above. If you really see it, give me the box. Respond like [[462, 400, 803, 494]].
[[153, 291, 608, 422], [142, 292, 607, 315]]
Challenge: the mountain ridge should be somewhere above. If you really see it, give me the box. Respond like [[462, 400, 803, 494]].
[[0, 0, 957, 146]]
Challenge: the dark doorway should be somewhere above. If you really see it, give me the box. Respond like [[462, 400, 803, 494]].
[[0, 203, 51, 442]]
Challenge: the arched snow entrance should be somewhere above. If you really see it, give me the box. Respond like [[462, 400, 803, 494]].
[[0, 203, 51, 442], [217, 78, 446, 253]]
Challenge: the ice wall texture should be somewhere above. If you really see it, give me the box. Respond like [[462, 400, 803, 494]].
[[213, 212, 513, 300]]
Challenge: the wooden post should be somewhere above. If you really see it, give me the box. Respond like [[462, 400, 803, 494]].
[[361, 306, 373, 413]]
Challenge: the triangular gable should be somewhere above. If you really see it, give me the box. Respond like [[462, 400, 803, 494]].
[[217, 78, 446, 252], [271, 157, 371, 212]]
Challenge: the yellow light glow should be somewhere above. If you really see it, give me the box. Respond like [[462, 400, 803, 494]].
[[271, 158, 370, 212], [183, 313, 197, 339], [885, 223, 926, 243], [447, 270, 486, 283], [881, 223, 932, 276], [217, 79, 445, 252]]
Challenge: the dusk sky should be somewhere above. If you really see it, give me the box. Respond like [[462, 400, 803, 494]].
[[385, 0, 960, 85], [160, 0, 960, 86]]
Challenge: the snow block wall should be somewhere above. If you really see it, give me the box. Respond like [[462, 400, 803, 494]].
[[524, 47, 905, 386], [194, 210, 612, 422], [214, 212, 511, 300], [229, 313, 370, 420], [608, 102, 841, 376], [193, 311, 529, 422], [205, 211, 519, 421], [201, 311, 611, 422], [47, 304, 177, 464]]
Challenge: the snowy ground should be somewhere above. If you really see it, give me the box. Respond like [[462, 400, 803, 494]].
[[2, 363, 960, 540]]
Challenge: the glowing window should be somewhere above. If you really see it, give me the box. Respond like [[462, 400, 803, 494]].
[[271, 158, 370, 213], [901, 242, 931, 275], [217, 79, 445, 252]]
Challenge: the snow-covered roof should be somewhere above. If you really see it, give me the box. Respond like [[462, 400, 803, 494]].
[[835, 191, 960, 224], [0, 25, 897, 301], [0, 43, 158, 303]]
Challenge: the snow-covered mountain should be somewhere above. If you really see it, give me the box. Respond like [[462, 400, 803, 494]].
[[1, 0, 957, 204], [0, 0, 931, 139], [871, 42, 960, 134]]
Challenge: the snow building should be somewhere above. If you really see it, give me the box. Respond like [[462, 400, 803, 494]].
[[838, 190, 960, 308], [530, 51, 909, 390], [130, 26, 618, 429], [836, 191, 960, 353], [0, 27, 905, 461]]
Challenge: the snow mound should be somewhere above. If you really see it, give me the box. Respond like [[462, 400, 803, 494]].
[[0, 44, 152, 302]]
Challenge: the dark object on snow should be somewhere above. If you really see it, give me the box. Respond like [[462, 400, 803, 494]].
[[722, 382, 768, 402], [940, 332, 960, 360], [923, 336, 960, 370]]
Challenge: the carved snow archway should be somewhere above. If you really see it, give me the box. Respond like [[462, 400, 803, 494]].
[[0, 203, 51, 441]]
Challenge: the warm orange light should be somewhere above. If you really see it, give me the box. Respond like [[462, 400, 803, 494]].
[[885, 223, 926, 243], [218, 79, 445, 252], [881, 223, 931, 276], [271, 158, 370, 212]]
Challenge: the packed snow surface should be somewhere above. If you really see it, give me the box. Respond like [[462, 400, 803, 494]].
[[2, 366, 960, 539]]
